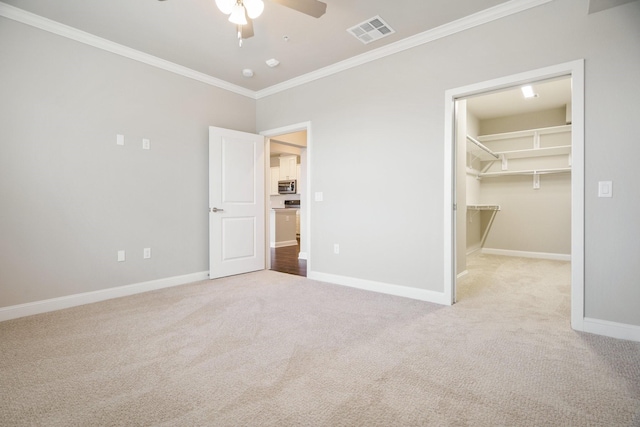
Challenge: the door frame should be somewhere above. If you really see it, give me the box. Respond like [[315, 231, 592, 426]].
[[260, 121, 312, 273], [443, 60, 585, 331]]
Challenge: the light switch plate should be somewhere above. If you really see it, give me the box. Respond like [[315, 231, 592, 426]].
[[598, 181, 612, 198], [117, 250, 125, 262], [116, 134, 125, 146], [314, 192, 323, 202]]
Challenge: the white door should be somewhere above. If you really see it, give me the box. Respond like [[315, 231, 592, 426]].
[[209, 126, 265, 279]]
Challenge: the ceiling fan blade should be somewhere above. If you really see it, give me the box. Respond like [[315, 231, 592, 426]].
[[270, 0, 327, 18], [239, 18, 254, 39]]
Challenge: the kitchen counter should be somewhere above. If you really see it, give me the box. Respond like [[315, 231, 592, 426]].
[[270, 209, 298, 248]]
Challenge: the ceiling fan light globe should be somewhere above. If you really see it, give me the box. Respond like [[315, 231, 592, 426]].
[[244, 0, 264, 19], [228, 4, 248, 25], [215, 0, 235, 15]]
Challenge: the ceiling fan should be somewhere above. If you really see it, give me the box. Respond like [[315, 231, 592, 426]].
[[215, 0, 327, 46]]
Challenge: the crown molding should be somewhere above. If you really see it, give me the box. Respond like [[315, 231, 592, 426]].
[[0, 2, 256, 99], [255, 0, 553, 98], [1, 0, 553, 101]]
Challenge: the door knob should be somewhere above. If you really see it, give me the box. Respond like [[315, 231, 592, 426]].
[[211, 207, 224, 213]]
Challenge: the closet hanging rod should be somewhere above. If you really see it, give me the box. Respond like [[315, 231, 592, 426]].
[[479, 167, 572, 178], [466, 135, 499, 159]]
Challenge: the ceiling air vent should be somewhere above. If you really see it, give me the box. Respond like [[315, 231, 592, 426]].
[[347, 15, 395, 45]]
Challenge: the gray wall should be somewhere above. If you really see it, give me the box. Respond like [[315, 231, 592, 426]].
[[0, 18, 255, 306], [480, 107, 568, 135], [480, 174, 572, 254], [465, 111, 482, 254], [476, 112, 572, 256], [2, 0, 639, 328], [456, 100, 468, 275], [257, 0, 640, 326]]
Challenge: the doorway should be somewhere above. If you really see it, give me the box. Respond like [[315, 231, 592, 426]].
[[261, 122, 311, 277], [443, 60, 585, 331], [455, 77, 573, 309]]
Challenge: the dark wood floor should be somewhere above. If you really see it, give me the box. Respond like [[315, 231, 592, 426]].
[[270, 240, 306, 276]]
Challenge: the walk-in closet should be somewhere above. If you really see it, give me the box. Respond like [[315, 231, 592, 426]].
[[455, 77, 572, 280]]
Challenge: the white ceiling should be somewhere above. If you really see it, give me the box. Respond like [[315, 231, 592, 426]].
[[588, 0, 637, 13], [4, 0, 622, 117], [1, 0, 513, 91], [466, 77, 572, 120]]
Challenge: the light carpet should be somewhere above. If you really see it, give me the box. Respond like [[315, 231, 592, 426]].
[[1, 254, 639, 426]]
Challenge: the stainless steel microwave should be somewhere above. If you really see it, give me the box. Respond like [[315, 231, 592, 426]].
[[278, 179, 297, 194]]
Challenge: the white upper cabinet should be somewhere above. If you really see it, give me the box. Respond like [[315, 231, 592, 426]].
[[278, 155, 298, 181], [270, 167, 280, 195]]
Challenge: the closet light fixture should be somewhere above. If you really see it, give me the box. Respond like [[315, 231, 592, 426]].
[[521, 85, 538, 99]]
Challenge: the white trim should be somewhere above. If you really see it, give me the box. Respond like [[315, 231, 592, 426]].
[[466, 246, 482, 256], [271, 240, 298, 248], [260, 122, 311, 137], [309, 272, 451, 306], [481, 248, 571, 261], [569, 61, 585, 333], [0, 271, 209, 322], [443, 85, 456, 305], [261, 122, 312, 274], [444, 59, 585, 330], [254, 0, 552, 99], [0, 0, 552, 100], [583, 318, 640, 343], [0, 2, 255, 99]]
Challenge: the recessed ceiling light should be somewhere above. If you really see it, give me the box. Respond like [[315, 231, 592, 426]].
[[266, 58, 280, 68], [521, 85, 538, 98], [242, 68, 254, 78]]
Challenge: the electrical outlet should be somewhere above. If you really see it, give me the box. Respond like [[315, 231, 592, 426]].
[[117, 250, 125, 262], [333, 244, 340, 254], [116, 134, 124, 146], [143, 248, 151, 259], [142, 138, 150, 150]]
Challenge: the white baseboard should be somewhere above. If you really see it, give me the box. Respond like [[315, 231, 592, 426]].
[[308, 272, 450, 305], [270, 240, 298, 248], [0, 271, 209, 322], [466, 246, 481, 256], [481, 248, 571, 261], [298, 252, 308, 260], [582, 317, 640, 343]]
